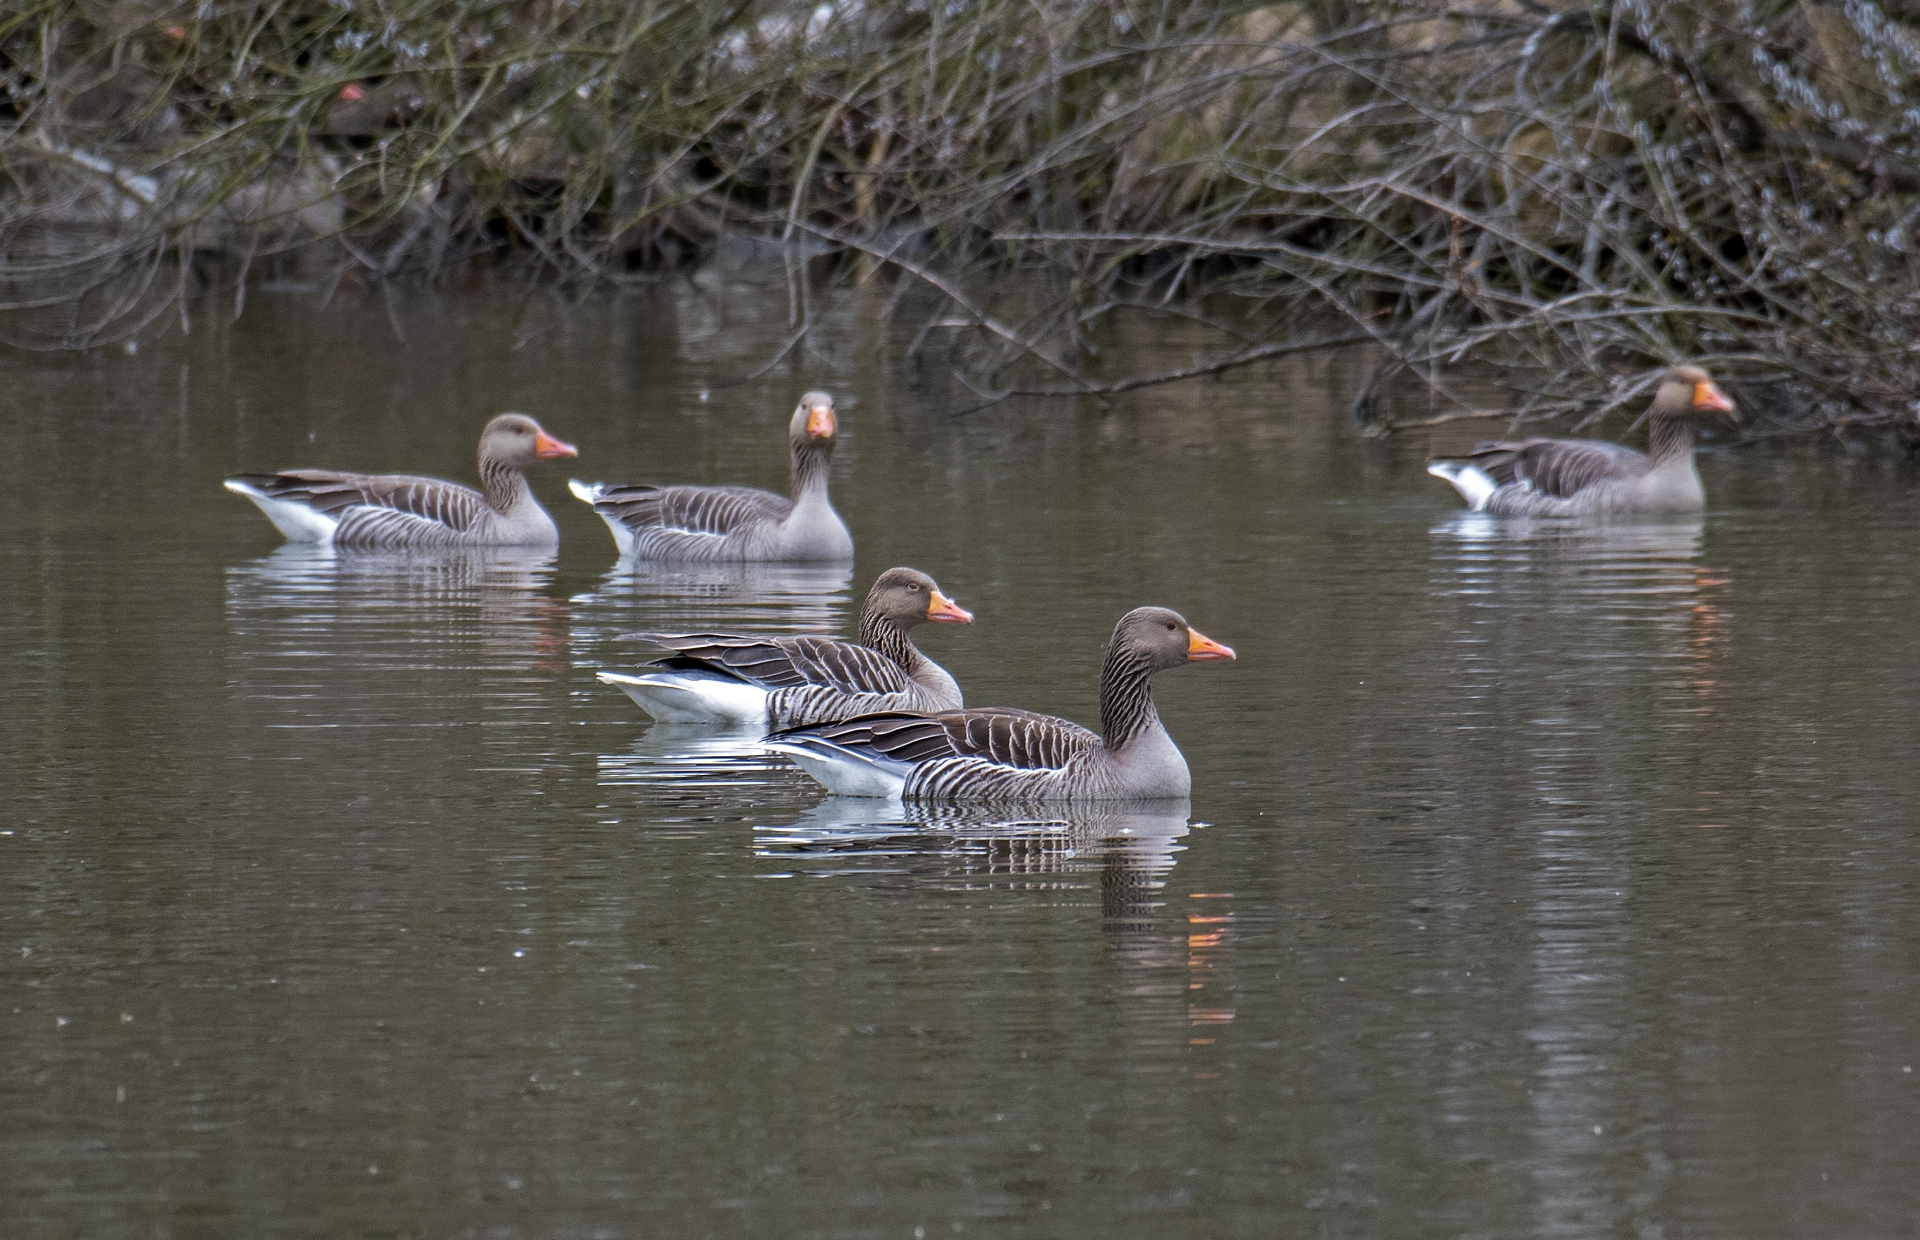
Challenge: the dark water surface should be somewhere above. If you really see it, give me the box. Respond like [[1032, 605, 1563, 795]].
[[5, 275, 1919, 1238]]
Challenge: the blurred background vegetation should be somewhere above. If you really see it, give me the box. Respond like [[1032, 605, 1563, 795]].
[[7, 1, 1920, 441]]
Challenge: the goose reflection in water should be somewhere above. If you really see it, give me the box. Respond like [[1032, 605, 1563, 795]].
[[596, 724, 796, 804], [755, 799, 1231, 1074], [1430, 513, 1731, 718], [228, 543, 569, 658], [234, 542, 562, 601], [224, 544, 575, 774], [572, 560, 853, 635], [753, 797, 1191, 872]]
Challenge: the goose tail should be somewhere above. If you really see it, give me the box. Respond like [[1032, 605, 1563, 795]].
[[569, 480, 636, 556], [763, 735, 910, 799], [1428, 461, 1498, 512], [223, 479, 339, 543], [597, 670, 768, 724]]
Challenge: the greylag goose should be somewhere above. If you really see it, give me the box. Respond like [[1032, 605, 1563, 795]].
[[568, 391, 853, 561], [766, 606, 1235, 801], [1428, 365, 1735, 516], [598, 567, 973, 725], [225, 414, 578, 548]]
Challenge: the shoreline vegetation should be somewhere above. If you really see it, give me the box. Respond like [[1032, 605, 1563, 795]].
[[6, 1, 1920, 443]]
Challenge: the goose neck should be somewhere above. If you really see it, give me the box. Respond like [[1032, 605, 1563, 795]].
[[860, 611, 923, 672], [479, 455, 529, 513], [790, 439, 833, 501], [1098, 646, 1161, 750], [1648, 413, 1696, 466]]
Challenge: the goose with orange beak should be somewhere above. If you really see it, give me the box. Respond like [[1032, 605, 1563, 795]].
[[768, 607, 1235, 801], [1428, 364, 1736, 516], [599, 568, 974, 726], [570, 390, 853, 561], [224, 413, 578, 548]]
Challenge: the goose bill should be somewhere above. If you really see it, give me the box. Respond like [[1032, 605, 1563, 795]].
[[1692, 382, 1734, 413], [926, 590, 973, 624], [805, 405, 836, 438], [534, 431, 579, 459], [1186, 629, 1235, 661]]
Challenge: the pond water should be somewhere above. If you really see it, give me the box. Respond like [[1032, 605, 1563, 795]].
[[5, 269, 1919, 1238]]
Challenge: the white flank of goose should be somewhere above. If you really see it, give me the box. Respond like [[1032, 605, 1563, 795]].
[[569, 391, 853, 561], [601, 568, 972, 726], [767, 607, 1235, 802], [1428, 365, 1736, 517], [225, 414, 578, 549]]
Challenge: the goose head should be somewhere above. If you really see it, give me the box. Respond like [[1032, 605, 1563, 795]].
[[788, 391, 837, 450], [481, 413, 577, 469], [1110, 606, 1236, 672], [1654, 365, 1735, 420], [866, 567, 973, 630]]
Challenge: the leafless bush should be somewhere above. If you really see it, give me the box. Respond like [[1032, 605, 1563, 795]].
[[5, 2, 1919, 438]]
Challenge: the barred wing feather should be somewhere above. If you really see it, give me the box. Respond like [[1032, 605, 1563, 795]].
[[590, 483, 790, 535], [227, 470, 492, 531], [1466, 439, 1648, 500], [632, 633, 909, 695], [943, 708, 1098, 769], [777, 708, 1098, 771]]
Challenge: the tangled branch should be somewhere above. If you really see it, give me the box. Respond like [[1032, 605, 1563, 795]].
[[4, 2, 1919, 437]]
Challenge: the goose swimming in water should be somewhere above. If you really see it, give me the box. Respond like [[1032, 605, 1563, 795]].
[[1428, 365, 1735, 516], [599, 568, 973, 726], [569, 391, 854, 561], [224, 414, 578, 548], [766, 606, 1235, 802]]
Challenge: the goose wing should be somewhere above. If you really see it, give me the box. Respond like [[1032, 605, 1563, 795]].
[[1466, 438, 1648, 500], [628, 633, 908, 694], [587, 483, 790, 535], [226, 469, 491, 530], [776, 708, 1099, 771]]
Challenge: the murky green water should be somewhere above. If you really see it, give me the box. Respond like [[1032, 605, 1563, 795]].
[[5, 271, 1920, 1238]]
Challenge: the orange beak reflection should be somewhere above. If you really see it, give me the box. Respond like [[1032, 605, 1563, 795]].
[[805, 404, 836, 439], [1692, 382, 1734, 414], [533, 431, 578, 459], [1186, 628, 1235, 661], [926, 590, 973, 624]]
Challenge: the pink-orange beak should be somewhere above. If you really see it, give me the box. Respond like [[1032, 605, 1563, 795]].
[[805, 403, 835, 439], [339, 82, 366, 102], [1186, 628, 1235, 661], [533, 430, 578, 459], [926, 590, 973, 624], [1692, 381, 1734, 414]]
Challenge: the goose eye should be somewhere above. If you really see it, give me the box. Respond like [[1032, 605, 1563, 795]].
[[1166, 622, 1178, 631]]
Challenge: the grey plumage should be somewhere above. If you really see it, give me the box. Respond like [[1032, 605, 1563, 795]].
[[1429, 365, 1736, 517], [767, 606, 1236, 802], [573, 391, 853, 561], [611, 567, 971, 726], [225, 413, 578, 548]]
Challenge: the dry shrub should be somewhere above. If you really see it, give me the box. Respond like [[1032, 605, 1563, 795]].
[[4, 1, 1919, 439]]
